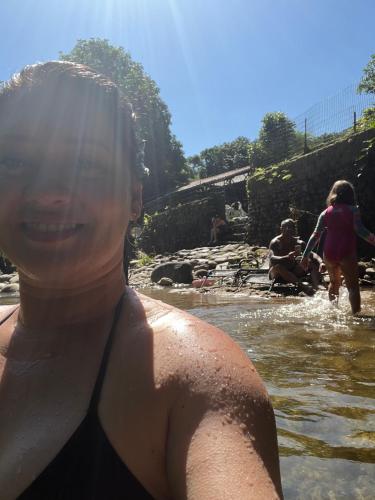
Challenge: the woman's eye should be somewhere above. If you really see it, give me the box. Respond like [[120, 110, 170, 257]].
[[0, 157, 29, 175]]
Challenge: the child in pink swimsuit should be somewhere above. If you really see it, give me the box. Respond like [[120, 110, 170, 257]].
[[302, 180, 375, 314]]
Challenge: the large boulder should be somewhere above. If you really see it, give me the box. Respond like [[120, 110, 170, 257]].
[[151, 261, 193, 284]]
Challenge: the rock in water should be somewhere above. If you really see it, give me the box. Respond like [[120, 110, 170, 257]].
[[158, 277, 174, 287], [151, 261, 193, 284], [1, 283, 19, 293]]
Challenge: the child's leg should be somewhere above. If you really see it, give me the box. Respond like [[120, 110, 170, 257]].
[[324, 258, 341, 302], [340, 256, 360, 314]]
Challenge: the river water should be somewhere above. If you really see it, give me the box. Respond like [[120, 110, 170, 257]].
[[1, 288, 374, 499], [141, 287, 375, 500]]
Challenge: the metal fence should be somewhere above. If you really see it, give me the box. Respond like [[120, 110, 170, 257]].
[[294, 83, 374, 140], [146, 83, 375, 211], [249, 83, 375, 166]]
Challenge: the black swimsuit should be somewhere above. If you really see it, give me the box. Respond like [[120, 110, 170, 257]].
[[1, 300, 154, 499]]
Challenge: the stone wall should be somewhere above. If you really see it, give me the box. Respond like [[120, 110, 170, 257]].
[[246, 128, 375, 257], [139, 193, 225, 254]]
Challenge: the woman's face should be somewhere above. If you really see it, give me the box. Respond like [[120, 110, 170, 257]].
[[0, 86, 138, 285]]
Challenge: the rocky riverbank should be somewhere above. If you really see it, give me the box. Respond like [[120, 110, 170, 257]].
[[130, 242, 267, 283], [129, 242, 375, 296], [1, 242, 375, 301]]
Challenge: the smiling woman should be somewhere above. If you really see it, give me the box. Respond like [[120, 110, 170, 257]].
[[0, 62, 283, 500], [0, 62, 141, 287]]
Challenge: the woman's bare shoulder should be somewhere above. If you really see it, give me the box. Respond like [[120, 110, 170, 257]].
[[128, 290, 267, 398], [0, 304, 18, 322]]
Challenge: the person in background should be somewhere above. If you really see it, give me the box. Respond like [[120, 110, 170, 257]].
[[0, 61, 283, 499], [301, 180, 375, 314], [209, 214, 229, 244], [269, 219, 322, 290], [225, 201, 247, 222], [231, 201, 247, 219]]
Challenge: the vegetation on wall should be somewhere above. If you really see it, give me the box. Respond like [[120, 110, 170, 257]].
[[188, 111, 354, 180], [358, 53, 375, 95], [139, 194, 224, 253], [357, 53, 375, 133]]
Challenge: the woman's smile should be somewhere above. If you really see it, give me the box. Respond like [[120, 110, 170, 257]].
[[21, 222, 85, 243]]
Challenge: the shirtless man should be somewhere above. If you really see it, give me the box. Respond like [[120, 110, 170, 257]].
[[269, 218, 321, 289], [0, 62, 283, 499]]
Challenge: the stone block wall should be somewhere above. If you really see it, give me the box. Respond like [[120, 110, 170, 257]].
[[246, 128, 375, 257], [139, 193, 225, 254]]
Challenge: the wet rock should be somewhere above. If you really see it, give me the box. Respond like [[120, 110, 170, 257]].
[[151, 261, 193, 284], [207, 260, 217, 269], [0, 274, 14, 283], [193, 263, 209, 271], [365, 267, 375, 277], [158, 277, 174, 287], [358, 262, 368, 278], [195, 268, 209, 278], [1, 283, 19, 293]]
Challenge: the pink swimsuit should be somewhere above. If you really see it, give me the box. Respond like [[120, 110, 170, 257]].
[[324, 204, 356, 262], [303, 204, 375, 262]]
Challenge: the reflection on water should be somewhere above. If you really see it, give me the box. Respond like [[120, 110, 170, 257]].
[[142, 287, 375, 499]]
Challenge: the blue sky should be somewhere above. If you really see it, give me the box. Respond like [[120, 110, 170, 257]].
[[0, 0, 374, 156]]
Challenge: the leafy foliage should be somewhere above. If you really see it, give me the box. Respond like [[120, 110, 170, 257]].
[[358, 54, 375, 95], [187, 136, 250, 178], [60, 38, 189, 200], [357, 107, 375, 131], [248, 112, 299, 167], [135, 251, 154, 267]]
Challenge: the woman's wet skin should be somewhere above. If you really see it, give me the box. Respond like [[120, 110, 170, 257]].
[[0, 86, 283, 499]]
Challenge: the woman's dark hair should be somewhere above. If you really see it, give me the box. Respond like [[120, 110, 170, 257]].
[[0, 60, 143, 178], [326, 180, 356, 206]]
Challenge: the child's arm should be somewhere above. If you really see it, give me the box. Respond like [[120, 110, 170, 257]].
[[302, 211, 326, 259], [353, 206, 375, 245]]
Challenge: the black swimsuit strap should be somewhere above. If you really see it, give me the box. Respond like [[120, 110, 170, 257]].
[[0, 305, 19, 326], [87, 293, 125, 414]]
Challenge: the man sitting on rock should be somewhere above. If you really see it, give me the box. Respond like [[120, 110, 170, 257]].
[[269, 218, 322, 290]]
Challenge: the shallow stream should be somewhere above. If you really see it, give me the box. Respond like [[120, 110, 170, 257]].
[[141, 287, 375, 499], [1, 288, 374, 498]]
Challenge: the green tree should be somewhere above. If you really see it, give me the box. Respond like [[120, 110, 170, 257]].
[[189, 136, 250, 178], [247, 112, 300, 167], [257, 112, 298, 165], [247, 140, 268, 168], [186, 154, 203, 179], [358, 54, 375, 95], [60, 38, 188, 200]]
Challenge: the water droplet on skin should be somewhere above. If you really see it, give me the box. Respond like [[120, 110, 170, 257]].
[[224, 414, 233, 424]]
